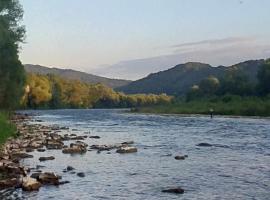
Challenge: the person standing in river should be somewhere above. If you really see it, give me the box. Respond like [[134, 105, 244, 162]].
[[210, 108, 214, 118]]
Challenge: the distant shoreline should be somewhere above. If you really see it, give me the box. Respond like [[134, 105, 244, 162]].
[[131, 109, 270, 119]]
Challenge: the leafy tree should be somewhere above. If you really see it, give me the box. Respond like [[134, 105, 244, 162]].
[[257, 61, 270, 96], [0, 0, 26, 109], [199, 76, 220, 95], [217, 70, 254, 96]]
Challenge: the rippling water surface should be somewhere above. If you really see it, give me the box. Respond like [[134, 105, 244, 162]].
[[2, 109, 270, 200]]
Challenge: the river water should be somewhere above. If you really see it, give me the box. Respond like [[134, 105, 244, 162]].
[[2, 109, 270, 200]]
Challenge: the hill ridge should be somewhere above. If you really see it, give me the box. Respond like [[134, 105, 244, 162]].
[[24, 64, 131, 88]]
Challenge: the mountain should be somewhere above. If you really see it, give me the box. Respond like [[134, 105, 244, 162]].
[[24, 64, 131, 88], [116, 59, 265, 95]]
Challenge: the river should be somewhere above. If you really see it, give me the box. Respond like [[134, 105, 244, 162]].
[[1, 109, 270, 200]]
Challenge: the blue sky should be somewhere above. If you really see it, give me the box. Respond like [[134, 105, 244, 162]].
[[20, 0, 270, 80]]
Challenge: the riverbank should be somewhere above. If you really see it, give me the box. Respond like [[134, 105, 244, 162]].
[[0, 112, 138, 192], [132, 97, 270, 117], [0, 112, 17, 145]]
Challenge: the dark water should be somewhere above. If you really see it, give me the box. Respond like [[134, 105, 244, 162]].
[[2, 109, 270, 200]]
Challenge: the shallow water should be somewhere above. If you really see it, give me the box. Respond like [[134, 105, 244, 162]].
[[2, 109, 270, 200]]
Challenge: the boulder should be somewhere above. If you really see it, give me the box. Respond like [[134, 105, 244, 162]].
[[39, 156, 55, 162], [66, 166, 75, 171], [77, 172, 85, 177], [89, 136, 100, 139], [62, 143, 87, 154], [162, 187, 184, 194], [22, 177, 42, 191], [28, 140, 44, 149], [30, 172, 42, 179], [46, 140, 64, 150], [196, 143, 212, 147], [37, 172, 59, 185], [10, 152, 33, 160], [121, 141, 134, 145], [59, 180, 70, 185], [90, 144, 120, 151], [0, 178, 21, 189], [37, 148, 46, 152], [174, 155, 185, 160], [116, 146, 137, 154]]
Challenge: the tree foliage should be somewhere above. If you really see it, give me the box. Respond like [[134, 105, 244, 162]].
[[0, 0, 25, 110], [22, 73, 173, 109], [257, 61, 270, 96]]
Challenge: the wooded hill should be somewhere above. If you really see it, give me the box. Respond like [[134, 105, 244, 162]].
[[24, 64, 131, 89], [116, 59, 265, 95]]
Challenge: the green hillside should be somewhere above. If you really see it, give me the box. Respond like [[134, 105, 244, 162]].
[[117, 60, 265, 95]]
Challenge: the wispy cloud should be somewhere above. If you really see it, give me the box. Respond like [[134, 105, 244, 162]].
[[91, 36, 270, 80], [171, 37, 254, 48]]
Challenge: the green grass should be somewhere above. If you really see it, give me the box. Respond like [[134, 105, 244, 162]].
[[0, 112, 16, 145], [133, 96, 270, 117]]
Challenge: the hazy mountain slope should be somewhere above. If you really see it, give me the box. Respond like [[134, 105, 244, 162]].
[[116, 60, 265, 95], [24, 64, 131, 88]]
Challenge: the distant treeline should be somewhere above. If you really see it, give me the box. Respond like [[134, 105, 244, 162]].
[[135, 59, 270, 116], [21, 73, 173, 109]]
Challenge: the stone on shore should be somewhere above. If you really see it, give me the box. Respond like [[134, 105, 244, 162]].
[[0, 178, 21, 189], [22, 177, 42, 191], [10, 152, 33, 160], [116, 146, 137, 154], [46, 140, 64, 150]]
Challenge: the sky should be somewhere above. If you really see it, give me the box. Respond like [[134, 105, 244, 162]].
[[19, 0, 270, 80]]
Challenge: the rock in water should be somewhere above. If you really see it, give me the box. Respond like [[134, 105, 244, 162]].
[[22, 177, 42, 191], [30, 172, 42, 179], [196, 143, 213, 147], [62, 143, 87, 154], [116, 146, 137, 154], [89, 136, 101, 139], [38, 172, 59, 185], [67, 166, 75, 171], [174, 155, 185, 160], [39, 156, 55, 162], [162, 187, 184, 194], [77, 172, 85, 177]]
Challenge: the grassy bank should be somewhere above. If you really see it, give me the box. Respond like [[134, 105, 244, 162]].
[[133, 96, 270, 117], [0, 112, 16, 145]]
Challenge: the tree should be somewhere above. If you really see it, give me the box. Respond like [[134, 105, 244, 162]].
[[257, 61, 270, 96], [49, 76, 62, 109], [0, 0, 26, 109], [199, 76, 220, 95], [217, 70, 254, 96]]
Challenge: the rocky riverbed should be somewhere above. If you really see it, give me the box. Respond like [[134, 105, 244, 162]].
[[0, 113, 138, 192]]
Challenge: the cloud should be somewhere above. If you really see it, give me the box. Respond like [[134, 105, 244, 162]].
[[90, 37, 270, 80], [171, 37, 254, 48]]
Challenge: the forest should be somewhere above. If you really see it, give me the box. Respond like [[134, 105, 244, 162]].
[[136, 59, 270, 116], [22, 73, 173, 109]]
